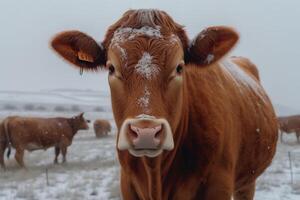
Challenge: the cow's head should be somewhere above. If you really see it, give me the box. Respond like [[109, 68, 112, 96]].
[[51, 9, 238, 158], [72, 113, 89, 130]]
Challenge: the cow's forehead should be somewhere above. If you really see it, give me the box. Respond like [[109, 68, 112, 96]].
[[110, 26, 163, 46], [133, 52, 160, 80], [108, 26, 182, 65]]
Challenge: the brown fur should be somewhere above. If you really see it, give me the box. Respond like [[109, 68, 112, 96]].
[[93, 119, 111, 137], [0, 113, 88, 168], [50, 9, 278, 200], [278, 115, 300, 143]]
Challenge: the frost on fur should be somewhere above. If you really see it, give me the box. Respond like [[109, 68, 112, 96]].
[[135, 52, 159, 80]]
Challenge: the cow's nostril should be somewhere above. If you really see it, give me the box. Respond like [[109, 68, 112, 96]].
[[129, 127, 139, 139], [154, 129, 163, 139]]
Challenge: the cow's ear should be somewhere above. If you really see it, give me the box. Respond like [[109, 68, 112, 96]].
[[186, 26, 239, 66], [51, 31, 106, 70], [78, 112, 84, 118]]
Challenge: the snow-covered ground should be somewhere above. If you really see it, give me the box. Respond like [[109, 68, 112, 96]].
[[0, 90, 299, 200]]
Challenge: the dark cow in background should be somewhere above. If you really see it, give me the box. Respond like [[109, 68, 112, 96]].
[[93, 119, 111, 137], [51, 9, 277, 200], [278, 115, 300, 143], [0, 113, 89, 169]]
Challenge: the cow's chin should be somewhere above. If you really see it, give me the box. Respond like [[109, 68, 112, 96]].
[[128, 149, 163, 158]]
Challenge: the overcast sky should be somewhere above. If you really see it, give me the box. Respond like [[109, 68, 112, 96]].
[[0, 0, 299, 109]]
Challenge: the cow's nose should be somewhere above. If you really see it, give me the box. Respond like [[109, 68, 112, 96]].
[[129, 124, 163, 150]]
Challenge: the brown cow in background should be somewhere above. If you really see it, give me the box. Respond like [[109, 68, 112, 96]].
[[0, 113, 89, 169], [93, 119, 111, 137], [0, 120, 6, 168], [51, 9, 277, 200], [278, 115, 300, 143]]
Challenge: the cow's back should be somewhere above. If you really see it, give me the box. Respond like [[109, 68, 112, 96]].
[[185, 57, 277, 189], [231, 56, 260, 81], [279, 115, 300, 131], [94, 120, 111, 136], [6, 117, 72, 150]]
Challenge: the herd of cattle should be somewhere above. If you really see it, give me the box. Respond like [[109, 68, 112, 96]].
[[0, 113, 111, 169], [0, 113, 298, 169]]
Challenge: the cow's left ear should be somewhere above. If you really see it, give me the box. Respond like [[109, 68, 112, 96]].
[[51, 31, 106, 70], [186, 26, 239, 66]]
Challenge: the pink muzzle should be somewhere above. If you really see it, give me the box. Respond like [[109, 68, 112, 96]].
[[130, 125, 162, 149]]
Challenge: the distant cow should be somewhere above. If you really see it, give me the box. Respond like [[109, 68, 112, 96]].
[[278, 115, 300, 143], [0, 120, 6, 168], [0, 113, 89, 168], [93, 119, 111, 137], [51, 9, 277, 200]]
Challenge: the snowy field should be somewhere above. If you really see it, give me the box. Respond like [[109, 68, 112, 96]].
[[0, 90, 300, 200]]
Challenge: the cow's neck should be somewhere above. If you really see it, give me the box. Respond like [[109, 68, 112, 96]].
[[141, 157, 163, 199], [68, 119, 80, 136]]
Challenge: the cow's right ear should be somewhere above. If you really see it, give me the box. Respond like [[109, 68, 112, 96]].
[[186, 26, 238, 67], [51, 31, 106, 70]]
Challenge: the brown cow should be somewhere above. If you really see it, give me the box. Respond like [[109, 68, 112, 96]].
[[50, 9, 277, 200], [278, 115, 300, 143], [0, 113, 89, 168], [0, 120, 6, 168], [93, 119, 111, 137]]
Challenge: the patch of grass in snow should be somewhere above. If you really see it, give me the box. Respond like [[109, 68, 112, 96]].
[[292, 182, 300, 194], [2, 104, 18, 110], [16, 185, 37, 200], [55, 190, 85, 200], [54, 105, 69, 112]]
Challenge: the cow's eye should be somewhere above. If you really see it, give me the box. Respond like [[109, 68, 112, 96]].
[[176, 64, 183, 74], [108, 64, 115, 75]]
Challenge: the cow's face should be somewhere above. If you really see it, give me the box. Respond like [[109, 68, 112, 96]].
[[74, 113, 89, 130], [106, 34, 185, 157], [51, 10, 238, 157]]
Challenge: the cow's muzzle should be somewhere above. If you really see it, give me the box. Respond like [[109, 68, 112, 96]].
[[117, 114, 174, 157]]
